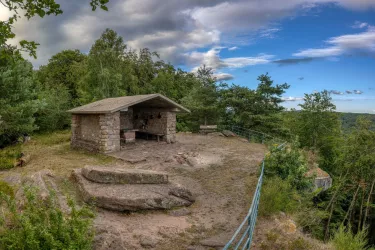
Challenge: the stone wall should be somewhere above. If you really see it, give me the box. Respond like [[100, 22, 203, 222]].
[[71, 112, 120, 153], [71, 114, 101, 152], [98, 112, 120, 153], [132, 109, 176, 143], [165, 112, 176, 143]]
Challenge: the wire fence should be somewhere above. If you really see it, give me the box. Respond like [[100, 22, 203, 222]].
[[222, 127, 286, 250]]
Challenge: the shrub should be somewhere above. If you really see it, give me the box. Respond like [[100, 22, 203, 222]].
[[296, 206, 329, 240], [259, 177, 299, 217], [0, 186, 95, 249], [0, 145, 22, 170], [264, 143, 312, 191], [289, 237, 311, 250], [331, 225, 373, 250]]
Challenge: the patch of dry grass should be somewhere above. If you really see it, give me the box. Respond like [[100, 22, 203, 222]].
[[0, 130, 115, 180]]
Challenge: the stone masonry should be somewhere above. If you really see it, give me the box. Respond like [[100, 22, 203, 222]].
[[98, 112, 120, 153], [71, 109, 177, 153], [71, 112, 120, 153]]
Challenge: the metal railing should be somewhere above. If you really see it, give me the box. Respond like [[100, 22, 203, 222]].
[[218, 125, 284, 145], [223, 129, 286, 250]]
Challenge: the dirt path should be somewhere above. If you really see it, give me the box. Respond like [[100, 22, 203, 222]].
[[1, 131, 268, 249], [97, 133, 266, 249]]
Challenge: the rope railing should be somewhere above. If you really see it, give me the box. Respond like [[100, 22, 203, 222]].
[[222, 127, 286, 250]]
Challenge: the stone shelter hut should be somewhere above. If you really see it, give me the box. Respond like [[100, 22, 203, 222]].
[[67, 94, 190, 153]]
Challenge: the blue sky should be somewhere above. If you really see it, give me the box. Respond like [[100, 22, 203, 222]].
[[223, 5, 375, 113], [1, 0, 375, 113]]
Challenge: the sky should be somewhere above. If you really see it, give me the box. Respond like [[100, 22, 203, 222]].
[[1, 0, 375, 113]]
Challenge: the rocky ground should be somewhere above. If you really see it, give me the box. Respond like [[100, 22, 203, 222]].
[[0, 131, 331, 249]]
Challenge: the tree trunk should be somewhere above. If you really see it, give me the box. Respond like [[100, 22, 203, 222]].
[[358, 187, 365, 230], [343, 183, 360, 225], [325, 199, 336, 242], [364, 179, 375, 228]]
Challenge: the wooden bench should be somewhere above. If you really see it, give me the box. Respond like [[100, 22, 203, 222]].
[[199, 125, 218, 134], [137, 130, 164, 142]]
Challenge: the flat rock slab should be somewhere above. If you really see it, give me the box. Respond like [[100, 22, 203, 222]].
[[72, 169, 194, 211], [82, 166, 168, 184]]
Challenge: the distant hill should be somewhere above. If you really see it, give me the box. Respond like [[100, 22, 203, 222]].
[[339, 112, 375, 132]]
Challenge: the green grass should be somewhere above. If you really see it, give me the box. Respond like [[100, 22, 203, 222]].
[[259, 176, 299, 217], [0, 145, 22, 170], [32, 130, 71, 146], [0, 180, 14, 198]]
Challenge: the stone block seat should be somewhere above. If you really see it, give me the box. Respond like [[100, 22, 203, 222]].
[[72, 166, 195, 211]]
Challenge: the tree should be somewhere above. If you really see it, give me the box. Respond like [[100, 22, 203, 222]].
[[0, 0, 109, 59], [296, 90, 340, 148], [323, 117, 375, 242], [78, 29, 130, 103], [36, 50, 87, 101], [0, 57, 40, 147], [219, 73, 289, 135], [294, 90, 341, 172], [181, 66, 221, 130]]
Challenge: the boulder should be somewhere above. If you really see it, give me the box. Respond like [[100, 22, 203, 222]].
[[72, 169, 195, 211], [93, 225, 127, 250], [222, 130, 236, 137], [81, 166, 168, 184], [139, 236, 158, 249]]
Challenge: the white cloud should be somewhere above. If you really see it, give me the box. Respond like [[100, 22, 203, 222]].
[[186, 48, 273, 71], [3, 0, 375, 67], [214, 72, 234, 81], [259, 28, 281, 38], [352, 21, 368, 29], [293, 27, 375, 57], [228, 46, 238, 51], [282, 96, 304, 101], [354, 90, 363, 94]]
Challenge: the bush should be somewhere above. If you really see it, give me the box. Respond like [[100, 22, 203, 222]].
[[264, 143, 312, 190], [296, 206, 329, 240], [0, 186, 95, 249], [259, 177, 299, 217], [0, 145, 22, 170], [331, 225, 373, 250]]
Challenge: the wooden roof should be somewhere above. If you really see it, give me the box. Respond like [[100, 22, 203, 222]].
[[68, 94, 190, 114]]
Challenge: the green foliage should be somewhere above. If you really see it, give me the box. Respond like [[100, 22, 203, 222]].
[[264, 143, 312, 190], [259, 177, 299, 217], [181, 66, 220, 130], [295, 90, 341, 150], [36, 49, 87, 101], [0, 57, 40, 147], [0, 144, 21, 170], [219, 73, 289, 136], [289, 237, 312, 250], [0, 187, 95, 249], [341, 113, 375, 133], [0, 181, 14, 198], [35, 85, 72, 131], [331, 225, 373, 250], [296, 205, 329, 240]]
